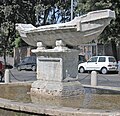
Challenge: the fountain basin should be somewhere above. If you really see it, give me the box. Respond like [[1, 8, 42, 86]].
[[0, 83, 120, 115]]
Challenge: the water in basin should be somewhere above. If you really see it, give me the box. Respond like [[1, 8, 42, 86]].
[[0, 84, 120, 115]]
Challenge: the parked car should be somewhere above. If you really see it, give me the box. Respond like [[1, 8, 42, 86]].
[[78, 56, 118, 74], [17, 56, 36, 71], [5, 62, 13, 69], [0, 61, 5, 81]]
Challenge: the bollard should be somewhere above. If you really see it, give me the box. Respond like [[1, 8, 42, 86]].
[[91, 71, 97, 86], [118, 61, 120, 75], [4, 69, 10, 83]]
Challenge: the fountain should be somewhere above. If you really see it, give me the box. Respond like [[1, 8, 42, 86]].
[[16, 9, 115, 98], [0, 9, 120, 116]]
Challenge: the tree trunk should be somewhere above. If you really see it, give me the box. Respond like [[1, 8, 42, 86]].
[[3, 47, 6, 69], [111, 40, 118, 61]]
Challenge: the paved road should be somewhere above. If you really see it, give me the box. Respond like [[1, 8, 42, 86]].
[[4, 68, 120, 87], [9, 68, 37, 82]]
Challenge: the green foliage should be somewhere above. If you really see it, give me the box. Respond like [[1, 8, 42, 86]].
[[14, 36, 21, 48], [35, 0, 72, 25], [76, 0, 111, 15], [0, 0, 38, 58]]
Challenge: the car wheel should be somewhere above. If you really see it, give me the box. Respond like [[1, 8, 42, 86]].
[[79, 67, 85, 73], [101, 67, 107, 74], [17, 66, 21, 71], [32, 66, 36, 71]]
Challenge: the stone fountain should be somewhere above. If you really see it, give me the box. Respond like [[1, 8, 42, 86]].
[[0, 9, 119, 116], [16, 9, 115, 98]]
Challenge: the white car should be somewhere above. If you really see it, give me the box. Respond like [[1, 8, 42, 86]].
[[78, 56, 118, 74]]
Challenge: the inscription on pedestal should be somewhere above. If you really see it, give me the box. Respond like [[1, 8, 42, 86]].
[[37, 58, 63, 81]]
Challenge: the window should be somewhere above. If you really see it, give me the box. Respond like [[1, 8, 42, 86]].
[[109, 57, 116, 62], [22, 57, 29, 62], [88, 57, 98, 62], [98, 57, 106, 62]]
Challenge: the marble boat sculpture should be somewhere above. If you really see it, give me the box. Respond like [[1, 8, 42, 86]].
[[16, 9, 115, 47]]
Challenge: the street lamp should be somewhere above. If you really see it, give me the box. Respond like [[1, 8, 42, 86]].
[[71, 0, 73, 20]]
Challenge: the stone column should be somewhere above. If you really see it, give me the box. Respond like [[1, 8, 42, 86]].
[[5, 69, 10, 83], [91, 71, 97, 86]]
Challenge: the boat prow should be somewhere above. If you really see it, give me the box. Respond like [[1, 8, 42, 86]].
[[16, 9, 115, 47]]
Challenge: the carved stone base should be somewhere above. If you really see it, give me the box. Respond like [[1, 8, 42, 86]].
[[31, 80, 84, 97]]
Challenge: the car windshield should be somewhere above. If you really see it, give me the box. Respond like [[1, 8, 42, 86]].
[[22, 57, 29, 62]]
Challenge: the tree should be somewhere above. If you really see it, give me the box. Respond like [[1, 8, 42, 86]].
[[0, 3, 17, 67], [0, 0, 38, 66], [35, 0, 72, 26], [15, 0, 37, 26]]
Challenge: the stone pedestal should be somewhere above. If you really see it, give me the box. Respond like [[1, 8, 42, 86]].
[[31, 80, 83, 97], [31, 40, 83, 97]]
